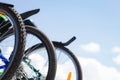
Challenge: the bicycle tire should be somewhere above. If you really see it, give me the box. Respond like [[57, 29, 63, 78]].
[[53, 42, 82, 80], [15, 26, 56, 80], [0, 5, 26, 80], [25, 42, 82, 80]]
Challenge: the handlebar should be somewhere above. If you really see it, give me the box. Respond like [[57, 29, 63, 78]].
[[62, 36, 76, 46]]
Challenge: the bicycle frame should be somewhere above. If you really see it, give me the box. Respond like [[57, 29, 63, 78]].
[[23, 56, 42, 79], [0, 50, 9, 71]]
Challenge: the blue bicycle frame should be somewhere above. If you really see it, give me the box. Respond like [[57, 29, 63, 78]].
[[0, 50, 9, 70]]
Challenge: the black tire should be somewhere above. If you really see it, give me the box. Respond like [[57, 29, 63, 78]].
[[53, 42, 82, 80], [0, 5, 26, 80], [22, 26, 56, 80], [25, 42, 82, 80]]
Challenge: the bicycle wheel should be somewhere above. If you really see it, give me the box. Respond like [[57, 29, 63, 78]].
[[53, 42, 82, 80], [12, 26, 56, 80], [0, 4, 26, 80], [24, 42, 82, 80]]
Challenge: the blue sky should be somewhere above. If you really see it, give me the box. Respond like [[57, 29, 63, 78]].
[[1, 0, 120, 79]]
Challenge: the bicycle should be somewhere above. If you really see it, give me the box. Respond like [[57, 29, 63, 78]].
[[18, 9, 82, 80], [6, 25, 56, 80], [24, 36, 82, 80], [0, 2, 26, 80], [1, 9, 57, 79]]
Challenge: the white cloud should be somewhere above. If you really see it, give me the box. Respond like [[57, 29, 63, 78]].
[[112, 46, 120, 54], [79, 57, 120, 80], [112, 46, 120, 65], [113, 55, 120, 65], [80, 42, 101, 53]]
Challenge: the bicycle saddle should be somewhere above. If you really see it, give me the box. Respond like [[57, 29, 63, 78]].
[[0, 2, 14, 7], [20, 9, 40, 20]]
